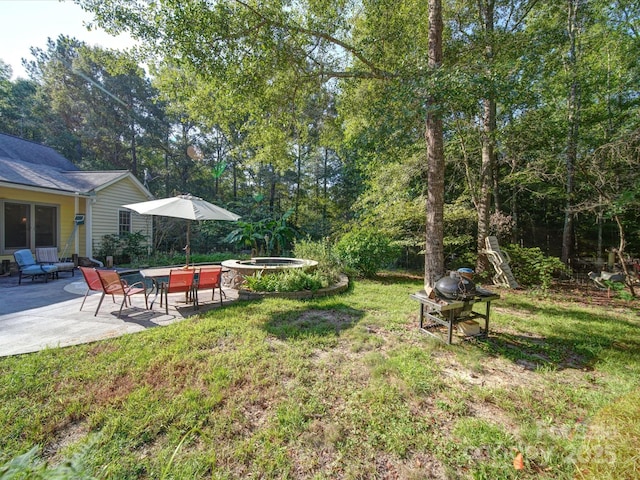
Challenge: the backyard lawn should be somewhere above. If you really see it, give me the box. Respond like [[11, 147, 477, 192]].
[[1, 274, 638, 479]]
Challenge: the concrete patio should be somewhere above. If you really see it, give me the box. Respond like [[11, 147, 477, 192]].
[[0, 270, 238, 357]]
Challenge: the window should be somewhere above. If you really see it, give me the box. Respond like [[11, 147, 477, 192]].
[[4, 203, 30, 249], [35, 205, 57, 247], [2, 201, 58, 253], [119, 210, 131, 236]]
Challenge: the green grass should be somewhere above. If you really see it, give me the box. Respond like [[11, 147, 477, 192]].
[[1, 274, 639, 479]]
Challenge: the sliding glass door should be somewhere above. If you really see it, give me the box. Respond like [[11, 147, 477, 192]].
[[2, 202, 58, 253]]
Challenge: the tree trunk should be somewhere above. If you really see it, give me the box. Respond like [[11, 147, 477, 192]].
[[424, 0, 445, 295], [232, 159, 238, 200], [130, 119, 138, 176], [269, 164, 277, 215], [477, 96, 495, 273], [476, 0, 495, 275], [613, 214, 635, 297], [562, 0, 580, 264], [164, 129, 170, 197], [323, 148, 328, 227], [295, 143, 301, 224]]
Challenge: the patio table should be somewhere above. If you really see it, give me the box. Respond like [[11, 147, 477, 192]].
[[140, 266, 228, 308], [140, 267, 188, 308]]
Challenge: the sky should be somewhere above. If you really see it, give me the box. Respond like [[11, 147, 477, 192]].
[[0, 0, 135, 79]]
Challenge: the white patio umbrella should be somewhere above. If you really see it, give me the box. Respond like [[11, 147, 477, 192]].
[[123, 194, 240, 266]]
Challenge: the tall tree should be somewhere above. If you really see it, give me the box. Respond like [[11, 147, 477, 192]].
[[0, 62, 42, 141], [78, 0, 449, 279], [26, 35, 166, 181], [561, 0, 581, 264], [425, 0, 445, 292]]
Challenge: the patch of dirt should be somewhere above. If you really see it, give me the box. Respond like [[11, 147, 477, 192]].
[[440, 353, 542, 390], [241, 400, 271, 431], [470, 401, 522, 437], [372, 452, 448, 480], [43, 420, 89, 462], [296, 309, 358, 328]]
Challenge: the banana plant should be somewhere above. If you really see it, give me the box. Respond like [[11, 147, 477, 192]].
[[224, 209, 296, 256], [224, 220, 265, 256]]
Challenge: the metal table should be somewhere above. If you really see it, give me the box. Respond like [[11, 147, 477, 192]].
[[140, 267, 187, 307], [140, 266, 228, 308], [410, 289, 499, 344]]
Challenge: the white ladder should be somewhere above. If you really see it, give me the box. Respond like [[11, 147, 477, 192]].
[[483, 236, 519, 288]]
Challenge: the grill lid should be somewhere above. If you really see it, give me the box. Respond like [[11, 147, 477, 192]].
[[434, 271, 476, 300]]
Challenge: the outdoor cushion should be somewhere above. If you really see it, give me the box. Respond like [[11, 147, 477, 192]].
[[13, 249, 58, 284], [35, 247, 75, 277]]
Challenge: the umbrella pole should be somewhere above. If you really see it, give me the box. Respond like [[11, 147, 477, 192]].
[[185, 221, 191, 267]]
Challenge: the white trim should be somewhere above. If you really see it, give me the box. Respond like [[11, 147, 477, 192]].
[[85, 197, 93, 258], [0, 182, 90, 198], [118, 209, 132, 235], [1, 171, 153, 200], [74, 196, 79, 255]]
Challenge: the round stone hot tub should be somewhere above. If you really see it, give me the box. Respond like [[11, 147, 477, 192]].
[[221, 257, 318, 287]]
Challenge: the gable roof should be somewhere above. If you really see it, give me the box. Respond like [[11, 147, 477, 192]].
[[0, 133, 152, 199], [0, 133, 79, 171], [0, 157, 129, 193]]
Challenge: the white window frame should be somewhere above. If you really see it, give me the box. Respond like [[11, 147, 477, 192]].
[[118, 209, 132, 236]]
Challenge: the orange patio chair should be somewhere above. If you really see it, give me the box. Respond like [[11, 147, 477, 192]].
[[159, 269, 197, 314], [195, 266, 224, 307], [95, 269, 148, 318], [78, 266, 115, 311]]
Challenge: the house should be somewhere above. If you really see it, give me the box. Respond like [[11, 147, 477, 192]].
[[0, 133, 153, 268]]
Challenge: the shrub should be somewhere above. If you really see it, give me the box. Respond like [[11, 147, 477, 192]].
[[242, 238, 344, 292], [96, 234, 121, 261], [244, 269, 327, 292], [150, 251, 244, 267], [96, 232, 148, 265], [293, 237, 342, 281], [121, 231, 147, 264], [334, 228, 400, 277], [502, 244, 569, 289]]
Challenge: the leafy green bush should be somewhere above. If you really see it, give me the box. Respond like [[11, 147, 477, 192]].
[[502, 244, 569, 289], [443, 200, 477, 260], [244, 269, 327, 292], [293, 237, 342, 281], [149, 251, 244, 267], [334, 228, 400, 277], [96, 232, 148, 265], [0, 445, 96, 479], [224, 209, 297, 256], [96, 234, 121, 261], [121, 231, 147, 264]]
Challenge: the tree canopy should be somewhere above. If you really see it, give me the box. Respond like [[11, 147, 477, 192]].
[[1, 0, 638, 276]]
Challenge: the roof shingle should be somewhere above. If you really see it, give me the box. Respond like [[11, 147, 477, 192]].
[[0, 133, 133, 194]]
